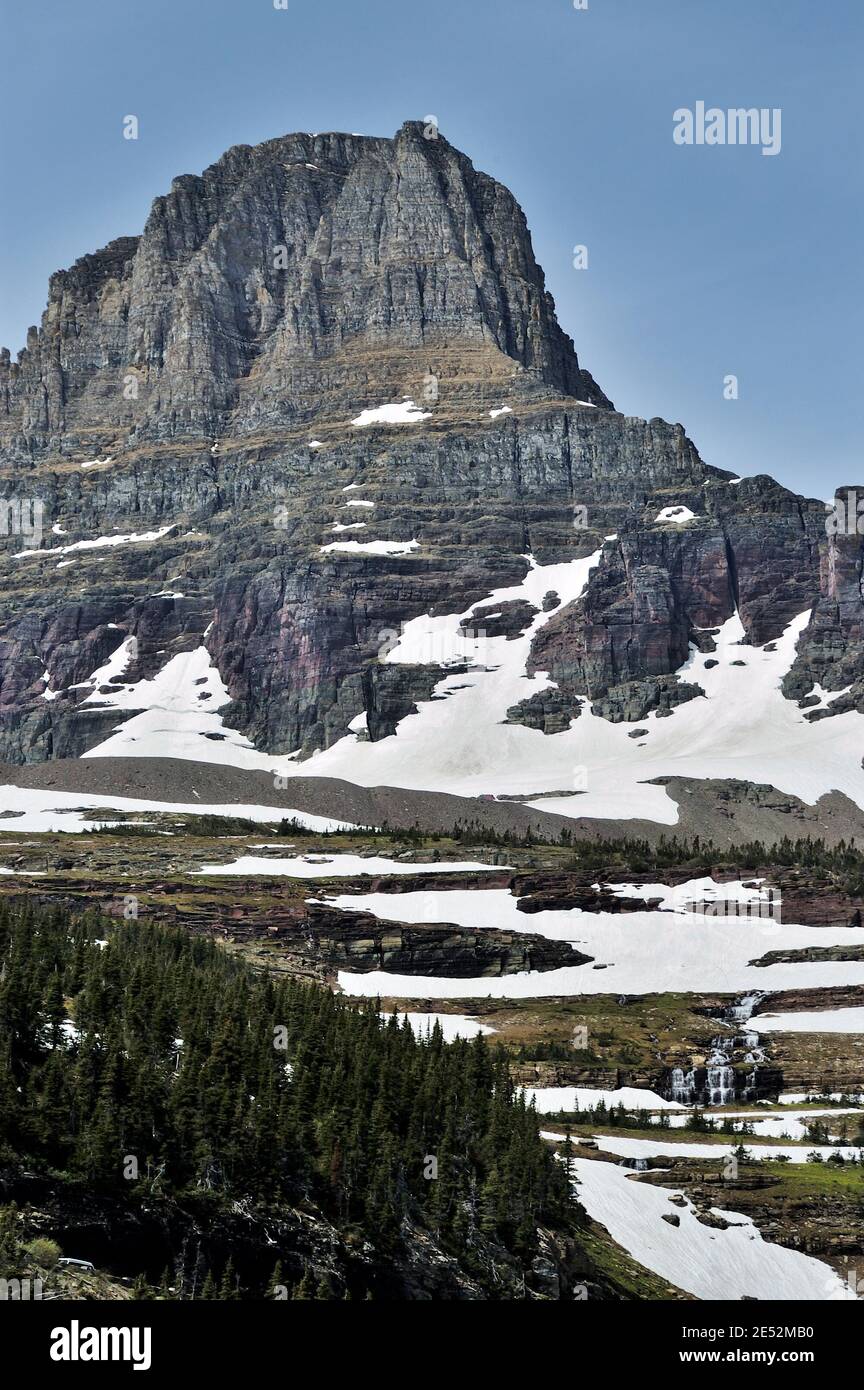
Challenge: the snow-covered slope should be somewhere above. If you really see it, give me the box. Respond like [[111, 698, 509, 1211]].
[[69, 551, 864, 828], [328, 884, 864, 998], [301, 605, 864, 823], [589, 1135, 863, 1164], [0, 784, 352, 834], [569, 1159, 856, 1300]]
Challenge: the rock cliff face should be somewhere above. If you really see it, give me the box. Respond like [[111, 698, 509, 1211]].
[[0, 122, 861, 777], [0, 121, 607, 461], [528, 476, 830, 721]]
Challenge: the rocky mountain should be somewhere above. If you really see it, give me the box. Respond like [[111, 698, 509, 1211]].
[[1, 121, 863, 838], [4, 121, 863, 1316], [0, 120, 608, 460]]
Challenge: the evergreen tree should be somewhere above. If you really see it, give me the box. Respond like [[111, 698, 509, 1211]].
[[0, 899, 583, 1300], [218, 1258, 240, 1301]]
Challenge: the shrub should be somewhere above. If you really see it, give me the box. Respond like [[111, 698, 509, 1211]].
[[24, 1237, 62, 1269]]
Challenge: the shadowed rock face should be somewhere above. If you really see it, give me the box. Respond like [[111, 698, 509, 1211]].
[[303, 903, 586, 977], [0, 123, 862, 772], [527, 476, 834, 720]]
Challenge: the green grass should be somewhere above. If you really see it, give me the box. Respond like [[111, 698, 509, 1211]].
[[572, 1224, 692, 1300], [755, 1160, 864, 1195]]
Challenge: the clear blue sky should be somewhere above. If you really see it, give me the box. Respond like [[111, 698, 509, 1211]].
[[2, 0, 860, 497]]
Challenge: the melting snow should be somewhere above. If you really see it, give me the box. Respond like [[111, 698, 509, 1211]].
[[569, 1158, 855, 1300], [805, 682, 852, 712], [780, 1091, 863, 1104], [75, 635, 137, 697], [12, 525, 176, 561], [80, 646, 257, 761], [654, 505, 698, 524], [590, 1135, 863, 1164], [388, 1011, 496, 1042], [603, 877, 773, 912], [351, 399, 432, 427], [281, 599, 864, 825], [751, 1008, 864, 1034], [0, 784, 353, 834], [63, 553, 864, 829], [319, 539, 419, 557], [196, 853, 506, 878], [525, 1086, 684, 1112], [41, 671, 59, 702], [330, 882, 864, 998], [649, 1109, 863, 1140]]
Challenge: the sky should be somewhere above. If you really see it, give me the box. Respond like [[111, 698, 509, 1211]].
[[1, 0, 860, 498]]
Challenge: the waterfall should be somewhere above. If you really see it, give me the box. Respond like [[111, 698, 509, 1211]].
[[670, 1067, 697, 1103], [740, 1065, 760, 1100], [665, 993, 776, 1105], [726, 992, 763, 1023], [707, 1062, 735, 1104]]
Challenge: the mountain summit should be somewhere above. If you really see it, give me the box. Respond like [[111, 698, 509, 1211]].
[[0, 122, 608, 462]]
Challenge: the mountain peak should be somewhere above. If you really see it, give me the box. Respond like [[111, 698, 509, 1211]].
[[0, 126, 609, 462]]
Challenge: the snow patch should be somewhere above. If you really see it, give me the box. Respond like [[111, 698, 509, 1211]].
[[569, 1157, 855, 1300], [195, 853, 506, 879], [330, 883, 864, 998], [591, 1135, 863, 1165], [0, 784, 354, 835], [351, 399, 431, 427], [654, 505, 697, 524], [525, 1086, 684, 1113], [387, 1011, 496, 1042], [319, 539, 419, 557], [13, 525, 176, 561], [752, 1008, 864, 1034]]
